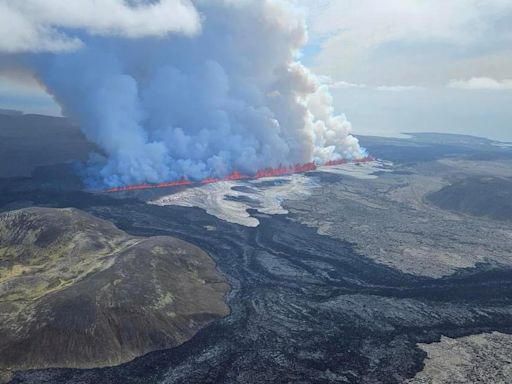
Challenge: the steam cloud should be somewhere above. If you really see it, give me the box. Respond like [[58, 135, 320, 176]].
[[3, 0, 365, 187]]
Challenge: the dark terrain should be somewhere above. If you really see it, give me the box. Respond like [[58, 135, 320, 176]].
[[0, 113, 94, 178], [428, 176, 512, 222], [3, 188, 512, 384], [1, 112, 512, 383]]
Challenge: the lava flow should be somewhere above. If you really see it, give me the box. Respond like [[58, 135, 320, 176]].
[[104, 156, 375, 193]]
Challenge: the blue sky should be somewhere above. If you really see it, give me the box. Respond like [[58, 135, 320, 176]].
[[1, 0, 511, 141], [0, 74, 60, 115], [296, 0, 512, 141]]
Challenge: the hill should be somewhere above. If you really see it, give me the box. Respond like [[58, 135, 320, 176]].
[[0, 207, 229, 378], [428, 176, 512, 221]]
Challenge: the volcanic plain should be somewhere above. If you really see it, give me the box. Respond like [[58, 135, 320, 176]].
[[1, 113, 512, 384]]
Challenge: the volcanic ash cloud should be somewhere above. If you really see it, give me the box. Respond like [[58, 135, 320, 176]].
[[4, 0, 366, 187]]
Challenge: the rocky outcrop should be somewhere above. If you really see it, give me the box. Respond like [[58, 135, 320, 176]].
[[409, 332, 512, 384], [0, 207, 229, 375]]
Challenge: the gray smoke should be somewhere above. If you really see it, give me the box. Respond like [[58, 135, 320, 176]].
[[3, 0, 365, 186]]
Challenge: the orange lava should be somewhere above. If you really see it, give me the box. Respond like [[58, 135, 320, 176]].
[[105, 156, 375, 193]]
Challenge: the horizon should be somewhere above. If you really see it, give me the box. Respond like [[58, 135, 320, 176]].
[[2, 108, 509, 145]]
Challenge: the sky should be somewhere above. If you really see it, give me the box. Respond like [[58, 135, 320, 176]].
[[0, 0, 201, 116], [0, 0, 511, 141], [296, 0, 512, 141]]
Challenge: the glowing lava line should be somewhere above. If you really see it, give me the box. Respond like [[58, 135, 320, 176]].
[[104, 157, 375, 193]]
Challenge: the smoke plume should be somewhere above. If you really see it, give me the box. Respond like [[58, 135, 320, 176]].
[[4, 0, 365, 187]]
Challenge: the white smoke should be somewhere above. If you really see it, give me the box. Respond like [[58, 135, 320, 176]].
[[1, 0, 366, 187]]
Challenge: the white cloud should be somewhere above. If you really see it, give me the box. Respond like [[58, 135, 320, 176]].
[[298, 0, 512, 86], [294, 0, 512, 142], [317, 76, 367, 89], [448, 77, 512, 90], [376, 85, 424, 92], [330, 80, 366, 89], [0, 0, 201, 53], [319, 76, 423, 91]]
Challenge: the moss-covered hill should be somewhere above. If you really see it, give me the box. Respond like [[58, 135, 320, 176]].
[[0, 207, 229, 378]]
